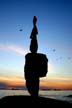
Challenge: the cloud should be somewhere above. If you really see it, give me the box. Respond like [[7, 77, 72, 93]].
[[0, 44, 28, 56], [0, 76, 25, 86], [0, 75, 24, 82], [0, 81, 25, 90], [0, 81, 8, 88]]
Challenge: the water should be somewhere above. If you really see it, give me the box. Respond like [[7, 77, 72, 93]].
[[0, 90, 72, 103], [39, 90, 72, 103]]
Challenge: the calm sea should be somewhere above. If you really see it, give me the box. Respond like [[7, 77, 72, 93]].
[[0, 90, 72, 103]]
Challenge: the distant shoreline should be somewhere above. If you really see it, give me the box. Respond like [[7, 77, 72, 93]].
[[0, 89, 72, 91]]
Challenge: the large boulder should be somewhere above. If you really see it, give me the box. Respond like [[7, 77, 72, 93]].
[[24, 53, 48, 79]]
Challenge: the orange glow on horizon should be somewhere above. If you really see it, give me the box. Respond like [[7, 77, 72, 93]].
[[7, 80, 25, 86], [40, 80, 72, 90], [0, 77, 72, 90]]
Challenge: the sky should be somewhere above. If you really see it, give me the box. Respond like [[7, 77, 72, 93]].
[[0, 0, 72, 90]]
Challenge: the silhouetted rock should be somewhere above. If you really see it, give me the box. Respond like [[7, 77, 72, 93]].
[[26, 78, 39, 97], [30, 38, 38, 53], [30, 16, 38, 53], [24, 53, 48, 96], [0, 96, 72, 108], [24, 53, 48, 79], [24, 16, 48, 97]]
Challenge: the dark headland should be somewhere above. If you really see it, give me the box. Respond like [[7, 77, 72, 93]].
[[0, 95, 72, 108]]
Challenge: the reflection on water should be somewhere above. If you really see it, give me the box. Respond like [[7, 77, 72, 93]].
[[0, 90, 29, 99], [39, 90, 72, 103]]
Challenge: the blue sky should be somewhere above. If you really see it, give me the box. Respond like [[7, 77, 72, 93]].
[[0, 0, 72, 89]]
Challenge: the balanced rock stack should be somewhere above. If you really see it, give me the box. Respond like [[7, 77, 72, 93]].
[[24, 16, 48, 79]]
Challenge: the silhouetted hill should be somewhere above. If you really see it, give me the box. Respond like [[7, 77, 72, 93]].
[[0, 96, 72, 108]]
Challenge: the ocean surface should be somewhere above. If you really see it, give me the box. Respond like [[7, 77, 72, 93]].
[[0, 90, 72, 103]]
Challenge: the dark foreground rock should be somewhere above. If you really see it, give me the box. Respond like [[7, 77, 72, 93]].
[[0, 96, 72, 108]]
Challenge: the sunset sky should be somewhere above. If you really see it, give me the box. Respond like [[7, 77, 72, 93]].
[[0, 0, 72, 90]]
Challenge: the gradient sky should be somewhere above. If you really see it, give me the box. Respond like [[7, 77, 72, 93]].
[[0, 0, 72, 90]]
